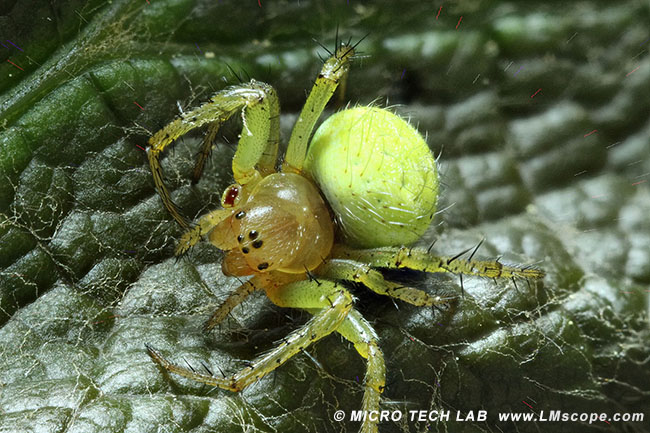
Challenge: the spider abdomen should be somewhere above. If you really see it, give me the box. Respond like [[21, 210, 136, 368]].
[[304, 106, 439, 248], [212, 173, 334, 275]]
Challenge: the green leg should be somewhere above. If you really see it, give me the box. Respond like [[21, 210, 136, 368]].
[[255, 104, 280, 177], [147, 279, 352, 392], [204, 277, 260, 331], [317, 259, 452, 308], [339, 310, 385, 433], [282, 43, 356, 173], [191, 121, 220, 184], [174, 208, 233, 256], [304, 307, 385, 433], [332, 245, 545, 280], [147, 81, 280, 228], [268, 278, 385, 433], [229, 82, 280, 184]]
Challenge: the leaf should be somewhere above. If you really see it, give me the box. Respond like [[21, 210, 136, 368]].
[[1, 1, 649, 432]]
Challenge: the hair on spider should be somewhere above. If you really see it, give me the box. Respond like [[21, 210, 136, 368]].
[[205, 80, 217, 94], [426, 239, 438, 254], [511, 276, 520, 293], [340, 33, 369, 60], [173, 225, 200, 261], [456, 238, 485, 297], [468, 238, 485, 262], [224, 62, 245, 84], [240, 67, 252, 83], [200, 360, 214, 376], [191, 152, 215, 185], [312, 37, 333, 57], [388, 295, 400, 311], [304, 266, 322, 285], [446, 245, 475, 265], [266, 113, 282, 122], [164, 197, 190, 229], [313, 28, 368, 66], [183, 357, 197, 373], [214, 364, 226, 378], [332, 24, 363, 55]]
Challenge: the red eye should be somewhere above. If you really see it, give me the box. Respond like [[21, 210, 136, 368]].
[[223, 185, 239, 207]]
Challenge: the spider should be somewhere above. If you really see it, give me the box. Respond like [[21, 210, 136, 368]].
[[144, 40, 544, 433]]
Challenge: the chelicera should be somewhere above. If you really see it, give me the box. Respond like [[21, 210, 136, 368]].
[[144, 40, 544, 433]]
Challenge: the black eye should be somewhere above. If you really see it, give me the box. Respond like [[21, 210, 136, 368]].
[[235, 211, 246, 219], [257, 262, 269, 270], [248, 230, 258, 240], [237, 235, 243, 242], [252, 240, 263, 249], [242, 247, 249, 254]]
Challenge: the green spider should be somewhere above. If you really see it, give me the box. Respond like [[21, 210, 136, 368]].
[[144, 41, 544, 433]]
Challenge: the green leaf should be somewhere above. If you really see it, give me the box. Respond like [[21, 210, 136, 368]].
[[1, 1, 649, 432]]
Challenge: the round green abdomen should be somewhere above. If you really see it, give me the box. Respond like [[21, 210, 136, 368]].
[[304, 106, 439, 248]]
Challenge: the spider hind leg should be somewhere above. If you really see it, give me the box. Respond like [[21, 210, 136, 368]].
[[332, 245, 545, 281], [317, 258, 453, 308]]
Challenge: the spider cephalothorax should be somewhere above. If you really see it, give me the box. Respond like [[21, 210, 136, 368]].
[[145, 41, 544, 433], [210, 172, 334, 275]]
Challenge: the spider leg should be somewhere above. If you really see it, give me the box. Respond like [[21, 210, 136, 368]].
[[341, 311, 384, 433], [147, 81, 280, 228], [204, 276, 260, 331], [191, 121, 220, 184], [332, 245, 546, 280], [282, 43, 355, 172], [305, 307, 385, 433], [148, 279, 352, 393], [317, 259, 451, 308], [267, 278, 384, 433], [174, 208, 233, 256]]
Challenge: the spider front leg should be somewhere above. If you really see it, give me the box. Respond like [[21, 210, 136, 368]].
[[203, 276, 260, 331], [282, 42, 356, 173], [333, 245, 546, 280], [147, 80, 280, 228], [174, 207, 234, 255]]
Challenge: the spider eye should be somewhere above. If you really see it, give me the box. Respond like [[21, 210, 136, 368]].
[[221, 184, 241, 207]]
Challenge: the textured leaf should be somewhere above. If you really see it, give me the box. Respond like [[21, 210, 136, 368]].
[[1, 1, 649, 433]]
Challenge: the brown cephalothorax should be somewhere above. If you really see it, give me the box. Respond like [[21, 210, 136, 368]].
[[209, 173, 334, 276]]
